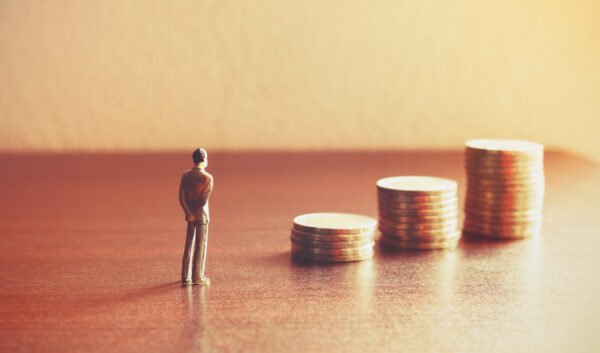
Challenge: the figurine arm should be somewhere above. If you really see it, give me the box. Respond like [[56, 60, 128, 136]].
[[179, 181, 194, 221], [197, 177, 213, 208]]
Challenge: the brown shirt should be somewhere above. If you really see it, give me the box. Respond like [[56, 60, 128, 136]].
[[179, 167, 213, 224]]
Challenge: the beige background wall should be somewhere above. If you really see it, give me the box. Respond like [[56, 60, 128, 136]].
[[1, 1, 599, 160]]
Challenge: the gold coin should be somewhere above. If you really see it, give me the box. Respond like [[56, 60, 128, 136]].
[[464, 156, 543, 166], [290, 235, 374, 249], [464, 211, 543, 222], [463, 207, 542, 219], [376, 176, 457, 196], [464, 213, 543, 226], [466, 175, 545, 185], [293, 213, 377, 235], [378, 219, 458, 231], [464, 220, 542, 230], [465, 192, 545, 203], [464, 153, 544, 164], [465, 188, 545, 199], [465, 153, 544, 164], [465, 139, 544, 156], [465, 150, 544, 161], [291, 229, 374, 242], [465, 156, 543, 166], [380, 230, 458, 243], [464, 224, 541, 238], [465, 160, 543, 171], [464, 206, 544, 216], [464, 214, 543, 227], [463, 219, 542, 233], [291, 243, 374, 256], [467, 181, 544, 190], [466, 173, 545, 183], [462, 226, 540, 239], [377, 227, 458, 238], [467, 170, 544, 179], [376, 191, 457, 203], [465, 158, 544, 169], [291, 249, 374, 262], [464, 199, 544, 212], [466, 186, 545, 198], [466, 184, 545, 195], [378, 211, 458, 224], [378, 197, 458, 210], [465, 196, 544, 207], [377, 191, 458, 204], [379, 234, 460, 250], [466, 194, 545, 205], [377, 204, 459, 218], [466, 170, 545, 180], [466, 180, 545, 190], [464, 156, 544, 173], [466, 176, 545, 187], [464, 204, 542, 214], [464, 204, 544, 214], [464, 208, 543, 219]]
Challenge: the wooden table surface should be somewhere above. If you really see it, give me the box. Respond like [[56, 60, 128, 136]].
[[1, 151, 599, 353]]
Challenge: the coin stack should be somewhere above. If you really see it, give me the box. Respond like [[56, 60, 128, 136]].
[[377, 176, 460, 250], [290, 213, 377, 262], [463, 139, 544, 239]]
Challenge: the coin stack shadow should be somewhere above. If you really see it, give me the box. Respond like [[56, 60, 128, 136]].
[[290, 213, 377, 262], [463, 139, 545, 239], [377, 176, 460, 250]]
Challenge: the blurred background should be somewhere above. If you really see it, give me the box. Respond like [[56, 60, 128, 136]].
[[1, 0, 598, 161]]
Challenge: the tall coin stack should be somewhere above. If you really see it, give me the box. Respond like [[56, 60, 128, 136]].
[[290, 213, 377, 262], [377, 176, 460, 250], [463, 139, 544, 239]]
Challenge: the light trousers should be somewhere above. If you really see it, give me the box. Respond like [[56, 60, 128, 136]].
[[181, 222, 208, 281]]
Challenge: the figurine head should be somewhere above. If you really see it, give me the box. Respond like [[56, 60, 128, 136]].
[[193, 148, 207, 167]]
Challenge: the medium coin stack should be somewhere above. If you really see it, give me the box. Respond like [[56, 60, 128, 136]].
[[463, 139, 544, 239], [290, 213, 377, 262], [377, 176, 460, 250]]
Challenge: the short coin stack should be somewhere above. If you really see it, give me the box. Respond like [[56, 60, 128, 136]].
[[290, 213, 377, 262], [377, 176, 460, 250], [463, 139, 544, 239]]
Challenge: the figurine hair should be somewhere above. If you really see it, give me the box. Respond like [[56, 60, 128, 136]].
[[193, 148, 207, 164]]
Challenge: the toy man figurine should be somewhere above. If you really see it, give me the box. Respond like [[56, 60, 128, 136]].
[[179, 148, 213, 285]]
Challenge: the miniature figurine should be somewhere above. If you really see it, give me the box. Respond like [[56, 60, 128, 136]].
[[179, 148, 213, 285]]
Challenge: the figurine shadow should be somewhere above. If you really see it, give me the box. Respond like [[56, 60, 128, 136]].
[[81, 280, 185, 308], [125, 280, 186, 296]]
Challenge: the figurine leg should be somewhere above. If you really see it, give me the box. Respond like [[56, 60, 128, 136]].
[[192, 224, 210, 285], [181, 221, 196, 283]]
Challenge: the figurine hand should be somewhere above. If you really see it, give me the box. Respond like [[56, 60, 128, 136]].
[[187, 214, 196, 222]]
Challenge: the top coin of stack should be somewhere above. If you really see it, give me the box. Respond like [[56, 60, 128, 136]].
[[290, 213, 377, 262], [377, 176, 460, 250], [463, 139, 544, 239]]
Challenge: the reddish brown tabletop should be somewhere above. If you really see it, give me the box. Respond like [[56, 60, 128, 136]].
[[1, 151, 599, 352]]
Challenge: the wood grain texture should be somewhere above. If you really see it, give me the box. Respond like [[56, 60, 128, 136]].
[[0, 151, 599, 352]]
